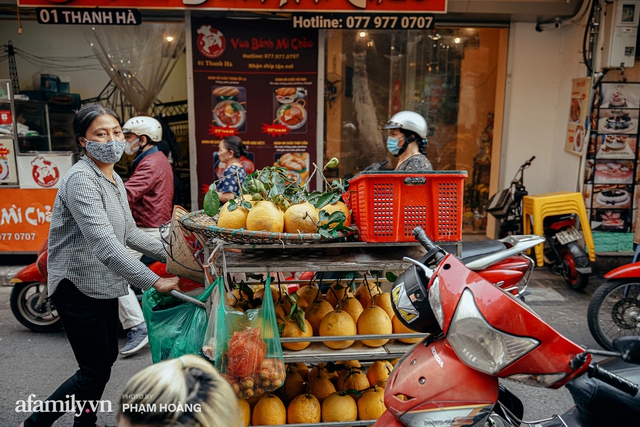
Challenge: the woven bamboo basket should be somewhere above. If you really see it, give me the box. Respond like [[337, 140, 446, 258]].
[[179, 210, 352, 245]]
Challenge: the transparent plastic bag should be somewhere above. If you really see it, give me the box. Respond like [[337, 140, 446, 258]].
[[201, 275, 223, 361], [214, 276, 286, 399]]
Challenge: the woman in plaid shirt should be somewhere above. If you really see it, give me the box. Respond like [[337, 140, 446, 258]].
[[21, 105, 180, 427]]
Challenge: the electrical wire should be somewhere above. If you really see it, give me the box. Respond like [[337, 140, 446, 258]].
[[582, 0, 601, 76], [9, 46, 104, 71]]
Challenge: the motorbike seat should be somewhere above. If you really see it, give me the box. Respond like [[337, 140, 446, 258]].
[[443, 240, 507, 264], [566, 358, 640, 425]]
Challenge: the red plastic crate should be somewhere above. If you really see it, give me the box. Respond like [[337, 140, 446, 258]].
[[345, 171, 467, 243]]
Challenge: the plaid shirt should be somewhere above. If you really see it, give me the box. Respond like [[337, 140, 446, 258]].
[[48, 156, 164, 299], [125, 147, 174, 228]]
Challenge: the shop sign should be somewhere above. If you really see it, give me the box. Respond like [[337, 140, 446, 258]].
[[0, 140, 18, 185], [19, 0, 447, 14], [191, 17, 319, 208], [16, 153, 74, 189], [36, 7, 142, 25], [292, 13, 435, 30], [0, 188, 56, 253]]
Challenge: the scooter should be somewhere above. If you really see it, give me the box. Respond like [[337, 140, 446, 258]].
[[587, 249, 640, 351], [376, 227, 640, 427], [9, 239, 203, 332], [488, 156, 591, 290]]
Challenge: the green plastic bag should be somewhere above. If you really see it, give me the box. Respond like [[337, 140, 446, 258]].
[[142, 279, 217, 363], [215, 276, 285, 399]]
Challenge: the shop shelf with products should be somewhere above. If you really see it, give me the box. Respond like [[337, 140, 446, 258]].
[[13, 100, 52, 153], [204, 240, 436, 427]]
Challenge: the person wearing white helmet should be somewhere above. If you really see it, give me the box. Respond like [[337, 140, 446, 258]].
[[118, 116, 175, 356], [382, 110, 433, 171]]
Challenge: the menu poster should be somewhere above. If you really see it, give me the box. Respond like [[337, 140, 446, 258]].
[[564, 77, 591, 156], [191, 17, 318, 208], [583, 82, 640, 233], [0, 138, 18, 185]]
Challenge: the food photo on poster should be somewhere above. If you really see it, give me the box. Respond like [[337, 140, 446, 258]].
[[598, 108, 639, 134], [595, 133, 638, 159], [599, 82, 640, 109], [592, 184, 634, 209], [593, 159, 635, 184], [273, 86, 307, 132], [191, 17, 318, 207], [591, 208, 631, 232]]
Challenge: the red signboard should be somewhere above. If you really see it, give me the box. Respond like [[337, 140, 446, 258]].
[[0, 188, 57, 253], [18, 0, 447, 13]]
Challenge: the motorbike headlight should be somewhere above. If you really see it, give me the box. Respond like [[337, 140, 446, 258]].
[[428, 276, 444, 329], [448, 289, 539, 375]]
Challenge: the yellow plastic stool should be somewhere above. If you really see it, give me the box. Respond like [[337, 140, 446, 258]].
[[522, 191, 595, 267]]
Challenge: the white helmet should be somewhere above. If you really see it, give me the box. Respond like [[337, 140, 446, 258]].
[[122, 116, 162, 142], [382, 111, 428, 139]]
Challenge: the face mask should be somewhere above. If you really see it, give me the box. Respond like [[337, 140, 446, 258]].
[[387, 136, 401, 155], [124, 138, 140, 156], [84, 138, 125, 164]]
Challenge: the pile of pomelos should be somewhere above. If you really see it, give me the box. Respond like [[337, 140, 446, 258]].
[[236, 359, 394, 426], [204, 159, 353, 237], [220, 279, 423, 425]]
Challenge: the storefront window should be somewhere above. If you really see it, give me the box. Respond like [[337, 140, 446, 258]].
[[324, 27, 507, 232]]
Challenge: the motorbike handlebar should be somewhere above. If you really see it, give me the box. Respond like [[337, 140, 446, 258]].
[[589, 364, 639, 396], [413, 227, 436, 251], [412, 227, 446, 263]]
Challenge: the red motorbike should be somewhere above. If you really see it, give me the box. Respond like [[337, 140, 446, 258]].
[[588, 250, 640, 351], [9, 239, 203, 332], [376, 227, 640, 427]]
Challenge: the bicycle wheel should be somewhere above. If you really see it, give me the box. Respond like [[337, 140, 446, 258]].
[[587, 279, 640, 351]]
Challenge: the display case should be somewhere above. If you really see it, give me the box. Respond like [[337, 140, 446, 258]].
[[13, 99, 53, 153], [0, 81, 19, 186], [0, 79, 74, 253]]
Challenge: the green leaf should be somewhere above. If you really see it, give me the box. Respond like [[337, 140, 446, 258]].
[[324, 157, 339, 169], [227, 199, 237, 212], [315, 192, 339, 209], [273, 174, 286, 194], [293, 307, 307, 332], [346, 389, 363, 397], [241, 200, 253, 210], [203, 188, 220, 216], [386, 271, 398, 282]]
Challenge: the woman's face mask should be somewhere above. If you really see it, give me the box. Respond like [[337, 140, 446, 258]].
[[386, 135, 404, 156], [124, 138, 140, 156], [84, 138, 125, 164]]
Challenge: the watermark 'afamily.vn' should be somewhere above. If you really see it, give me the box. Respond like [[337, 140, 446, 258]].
[[15, 394, 113, 417]]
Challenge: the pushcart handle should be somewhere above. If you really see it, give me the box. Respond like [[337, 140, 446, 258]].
[[170, 290, 206, 309]]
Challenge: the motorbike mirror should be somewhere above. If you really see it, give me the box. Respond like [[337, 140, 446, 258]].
[[612, 336, 640, 364]]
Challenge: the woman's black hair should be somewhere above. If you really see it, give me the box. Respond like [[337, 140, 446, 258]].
[[222, 136, 247, 159], [400, 129, 428, 155], [73, 105, 120, 152]]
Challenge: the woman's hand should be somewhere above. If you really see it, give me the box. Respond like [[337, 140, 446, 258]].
[[152, 276, 181, 293]]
